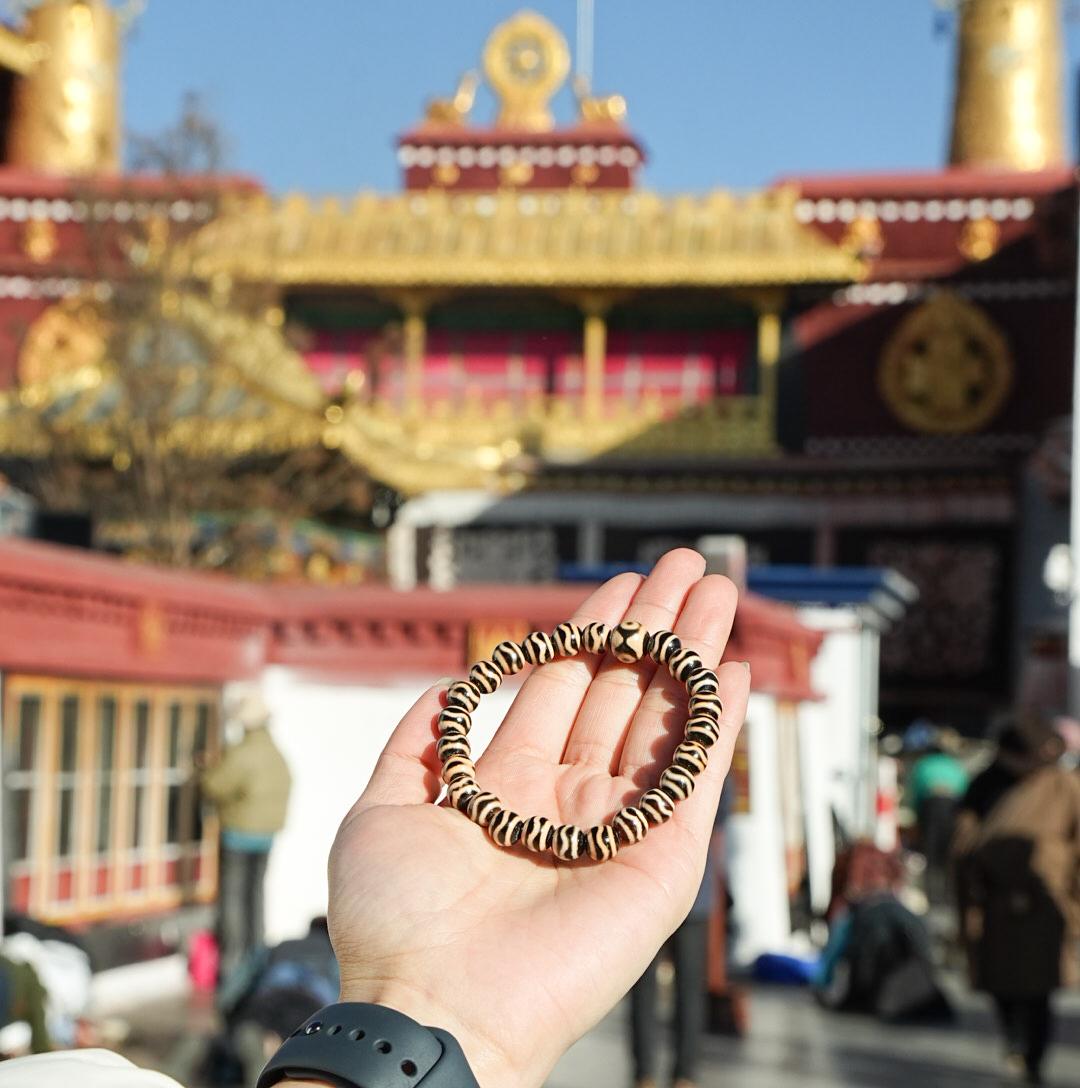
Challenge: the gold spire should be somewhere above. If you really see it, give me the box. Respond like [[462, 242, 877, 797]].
[[7, 0, 122, 174], [949, 0, 1065, 171]]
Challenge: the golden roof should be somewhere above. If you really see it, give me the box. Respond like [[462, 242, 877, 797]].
[[174, 186, 863, 289], [0, 292, 327, 461]]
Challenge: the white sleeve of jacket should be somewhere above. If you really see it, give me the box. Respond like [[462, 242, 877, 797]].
[[0, 1049, 185, 1087]]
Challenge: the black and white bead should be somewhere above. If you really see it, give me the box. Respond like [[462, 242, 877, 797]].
[[467, 790, 501, 828], [552, 622, 582, 656], [449, 779, 480, 813], [685, 714, 721, 748], [686, 669, 719, 697], [610, 620, 649, 663], [436, 733, 470, 762], [649, 630, 682, 665], [522, 815, 555, 853], [438, 707, 471, 735], [488, 809, 524, 847], [581, 621, 611, 654], [613, 806, 649, 845], [688, 692, 723, 721], [639, 788, 675, 825], [672, 740, 708, 777], [668, 647, 704, 683], [492, 639, 526, 675], [552, 824, 587, 861], [520, 631, 555, 666], [441, 754, 475, 786], [586, 824, 619, 861], [446, 680, 481, 712], [660, 764, 695, 801], [469, 660, 502, 694]]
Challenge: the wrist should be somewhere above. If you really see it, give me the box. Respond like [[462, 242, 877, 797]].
[[338, 977, 520, 1088]]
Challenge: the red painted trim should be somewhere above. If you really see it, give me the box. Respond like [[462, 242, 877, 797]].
[[774, 166, 1077, 198], [0, 540, 821, 699]]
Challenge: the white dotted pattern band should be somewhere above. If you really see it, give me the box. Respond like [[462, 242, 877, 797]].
[[436, 620, 723, 863]]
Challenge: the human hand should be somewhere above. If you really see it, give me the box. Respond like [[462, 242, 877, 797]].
[[327, 549, 749, 1088]]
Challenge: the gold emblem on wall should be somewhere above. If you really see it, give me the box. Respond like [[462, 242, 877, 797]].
[[878, 293, 1013, 434], [18, 301, 106, 387], [483, 10, 570, 130], [22, 219, 58, 263]]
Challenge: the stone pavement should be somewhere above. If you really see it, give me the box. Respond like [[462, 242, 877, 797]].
[[547, 984, 1080, 1088]]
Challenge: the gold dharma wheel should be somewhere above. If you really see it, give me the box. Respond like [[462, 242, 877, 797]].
[[878, 292, 1013, 435], [482, 10, 570, 130]]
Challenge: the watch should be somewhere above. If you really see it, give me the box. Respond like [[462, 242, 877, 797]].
[[256, 1003, 481, 1087]]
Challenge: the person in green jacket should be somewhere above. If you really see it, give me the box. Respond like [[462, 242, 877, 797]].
[[906, 727, 969, 905], [200, 687, 292, 983]]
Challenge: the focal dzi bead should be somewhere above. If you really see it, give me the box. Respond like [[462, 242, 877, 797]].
[[436, 621, 724, 863]]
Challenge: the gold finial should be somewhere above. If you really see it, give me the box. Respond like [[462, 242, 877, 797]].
[[949, 0, 1065, 170], [483, 10, 570, 131], [7, 0, 122, 174], [424, 70, 479, 126], [572, 74, 627, 126]]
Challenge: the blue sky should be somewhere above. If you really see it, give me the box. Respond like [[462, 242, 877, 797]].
[[122, 1, 1080, 196]]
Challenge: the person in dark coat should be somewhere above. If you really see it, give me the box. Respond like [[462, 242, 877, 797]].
[[953, 711, 1080, 1085]]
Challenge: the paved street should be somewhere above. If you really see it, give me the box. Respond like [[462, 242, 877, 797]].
[[548, 984, 1080, 1088], [115, 976, 1080, 1088]]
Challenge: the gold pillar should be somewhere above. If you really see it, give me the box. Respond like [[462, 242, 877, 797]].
[[8, 0, 122, 174], [402, 302, 427, 413], [582, 304, 608, 418], [751, 290, 784, 448], [949, 0, 1065, 170]]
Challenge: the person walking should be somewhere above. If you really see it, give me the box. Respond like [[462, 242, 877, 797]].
[[629, 787, 730, 1088], [200, 686, 292, 984], [954, 711, 1080, 1085]]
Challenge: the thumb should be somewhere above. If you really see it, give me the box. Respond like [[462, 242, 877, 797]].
[[354, 679, 452, 811]]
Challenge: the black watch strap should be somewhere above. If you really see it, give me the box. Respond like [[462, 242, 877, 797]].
[[256, 1002, 481, 1088]]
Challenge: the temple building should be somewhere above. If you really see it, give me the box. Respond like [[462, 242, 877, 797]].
[[0, 0, 1055, 976], [177, 2, 1075, 730]]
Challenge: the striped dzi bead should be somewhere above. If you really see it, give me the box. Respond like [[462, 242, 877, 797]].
[[581, 621, 611, 654], [469, 659, 502, 694], [522, 814, 555, 853], [488, 809, 525, 847], [648, 629, 682, 665], [613, 806, 649, 846], [448, 778, 480, 813], [688, 692, 723, 721], [441, 754, 475, 786], [673, 739, 709, 777], [467, 790, 501, 828], [610, 620, 648, 663], [446, 680, 481, 712], [552, 621, 582, 656], [552, 824, 587, 861], [438, 707, 471, 735], [686, 669, 719, 697], [586, 824, 619, 861], [436, 733, 471, 762], [668, 646, 704, 683], [660, 764, 696, 801], [521, 631, 555, 665], [492, 639, 526, 675], [685, 714, 721, 748], [639, 788, 675, 825]]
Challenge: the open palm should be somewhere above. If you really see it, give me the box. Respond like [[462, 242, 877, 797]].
[[328, 550, 749, 1088]]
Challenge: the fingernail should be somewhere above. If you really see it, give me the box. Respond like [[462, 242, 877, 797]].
[[435, 676, 455, 688], [742, 660, 751, 672]]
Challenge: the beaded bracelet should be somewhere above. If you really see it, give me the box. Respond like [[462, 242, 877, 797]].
[[435, 620, 723, 863]]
